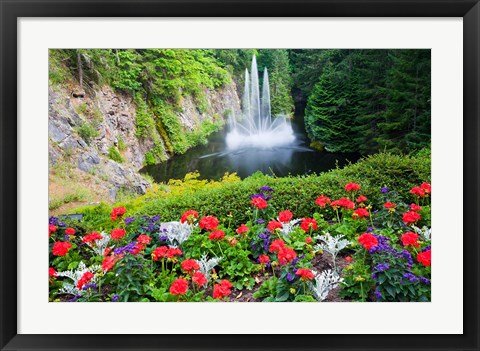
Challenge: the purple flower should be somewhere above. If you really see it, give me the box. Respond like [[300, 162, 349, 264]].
[[259, 186, 274, 192], [125, 216, 136, 225], [58, 221, 66, 227], [374, 262, 390, 273], [403, 272, 419, 283], [68, 295, 81, 302], [366, 227, 374, 232], [111, 295, 119, 302], [286, 269, 298, 282], [82, 283, 98, 291], [113, 242, 137, 255], [256, 219, 265, 224], [250, 193, 266, 200], [49, 216, 59, 226], [419, 276, 430, 285], [381, 187, 388, 193], [159, 235, 169, 242], [375, 288, 382, 299], [151, 215, 161, 221], [63, 234, 70, 241], [422, 245, 431, 252]]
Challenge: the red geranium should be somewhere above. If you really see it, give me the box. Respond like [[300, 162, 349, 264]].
[[49, 224, 57, 234], [181, 259, 200, 273], [345, 182, 361, 192], [401, 232, 420, 247], [259, 254, 270, 264], [277, 246, 297, 265], [169, 278, 189, 295], [199, 216, 219, 231], [167, 247, 183, 258], [300, 218, 317, 232], [384, 202, 397, 209], [52, 241, 72, 256], [82, 231, 103, 243], [403, 211, 421, 224], [213, 280, 233, 299], [180, 210, 199, 224], [345, 256, 352, 263], [227, 237, 237, 246], [131, 243, 145, 255], [251, 197, 268, 209], [352, 208, 370, 219], [421, 182, 431, 194], [65, 228, 76, 236], [209, 230, 225, 241], [236, 224, 249, 235], [152, 246, 168, 261], [192, 271, 207, 286], [136, 235, 151, 245], [269, 239, 285, 253], [358, 233, 378, 250], [305, 237, 313, 244], [410, 203, 422, 212], [77, 271, 94, 289], [111, 228, 126, 240], [296, 268, 315, 281], [267, 220, 283, 233], [49, 267, 57, 278], [356, 195, 368, 203], [331, 197, 355, 210], [315, 195, 331, 207], [417, 249, 431, 267], [102, 255, 117, 272], [410, 186, 425, 197], [278, 210, 293, 223], [110, 206, 127, 221]]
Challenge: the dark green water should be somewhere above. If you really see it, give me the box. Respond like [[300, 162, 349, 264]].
[[141, 114, 359, 182]]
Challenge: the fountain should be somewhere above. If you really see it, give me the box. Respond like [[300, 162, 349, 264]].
[[226, 55, 296, 150]]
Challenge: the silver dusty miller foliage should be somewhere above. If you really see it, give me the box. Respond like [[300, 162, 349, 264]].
[[308, 269, 343, 302], [279, 218, 302, 238], [56, 261, 101, 296], [196, 254, 222, 283], [159, 221, 195, 246], [314, 232, 350, 270], [411, 225, 431, 241], [85, 232, 112, 256]]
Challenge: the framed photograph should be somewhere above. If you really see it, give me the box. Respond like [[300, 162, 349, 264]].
[[2, 0, 479, 350]]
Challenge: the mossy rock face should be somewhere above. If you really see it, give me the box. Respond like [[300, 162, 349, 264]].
[[310, 140, 325, 152]]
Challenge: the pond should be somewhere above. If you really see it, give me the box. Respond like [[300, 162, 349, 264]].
[[140, 112, 359, 183]]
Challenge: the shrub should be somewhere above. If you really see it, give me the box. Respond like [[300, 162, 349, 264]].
[[76, 121, 99, 145], [108, 146, 124, 163]]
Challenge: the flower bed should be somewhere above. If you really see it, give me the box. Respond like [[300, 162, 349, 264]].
[[49, 181, 431, 302]]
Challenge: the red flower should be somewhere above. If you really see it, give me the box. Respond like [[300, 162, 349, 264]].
[[358, 233, 378, 250], [111, 228, 126, 240], [180, 210, 198, 224], [49, 224, 57, 234], [169, 278, 188, 295], [345, 182, 361, 192], [181, 259, 200, 273], [110, 206, 127, 221], [209, 230, 225, 241], [384, 202, 397, 209], [192, 271, 207, 286], [131, 243, 145, 255], [421, 182, 431, 194], [77, 271, 94, 289], [136, 235, 151, 245], [52, 241, 72, 256], [65, 228, 76, 236], [305, 237, 313, 244], [278, 210, 293, 223], [315, 195, 331, 207], [277, 246, 297, 265], [401, 232, 420, 247], [296, 268, 315, 280], [82, 231, 103, 243], [49, 267, 57, 278], [410, 203, 422, 212], [102, 255, 117, 272], [236, 224, 249, 235], [259, 254, 270, 264], [403, 211, 421, 224], [251, 197, 268, 209], [199, 216, 219, 231], [267, 220, 283, 233], [167, 247, 183, 258], [227, 237, 237, 246], [269, 239, 285, 253], [104, 247, 112, 256], [356, 195, 368, 203], [300, 218, 317, 232], [410, 186, 425, 197], [417, 249, 431, 267], [352, 208, 370, 219], [345, 256, 352, 263], [331, 197, 355, 210], [152, 246, 168, 261], [213, 280, 232, 299]]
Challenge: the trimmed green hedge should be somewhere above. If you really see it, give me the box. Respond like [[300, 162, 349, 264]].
[[74, 150, 430, 232]]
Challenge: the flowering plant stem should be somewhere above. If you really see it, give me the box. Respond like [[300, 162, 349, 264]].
[[217, 242, 224, 257]]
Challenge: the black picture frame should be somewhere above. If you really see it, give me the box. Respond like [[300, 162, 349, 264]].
[[1, 1, 479, 350]]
